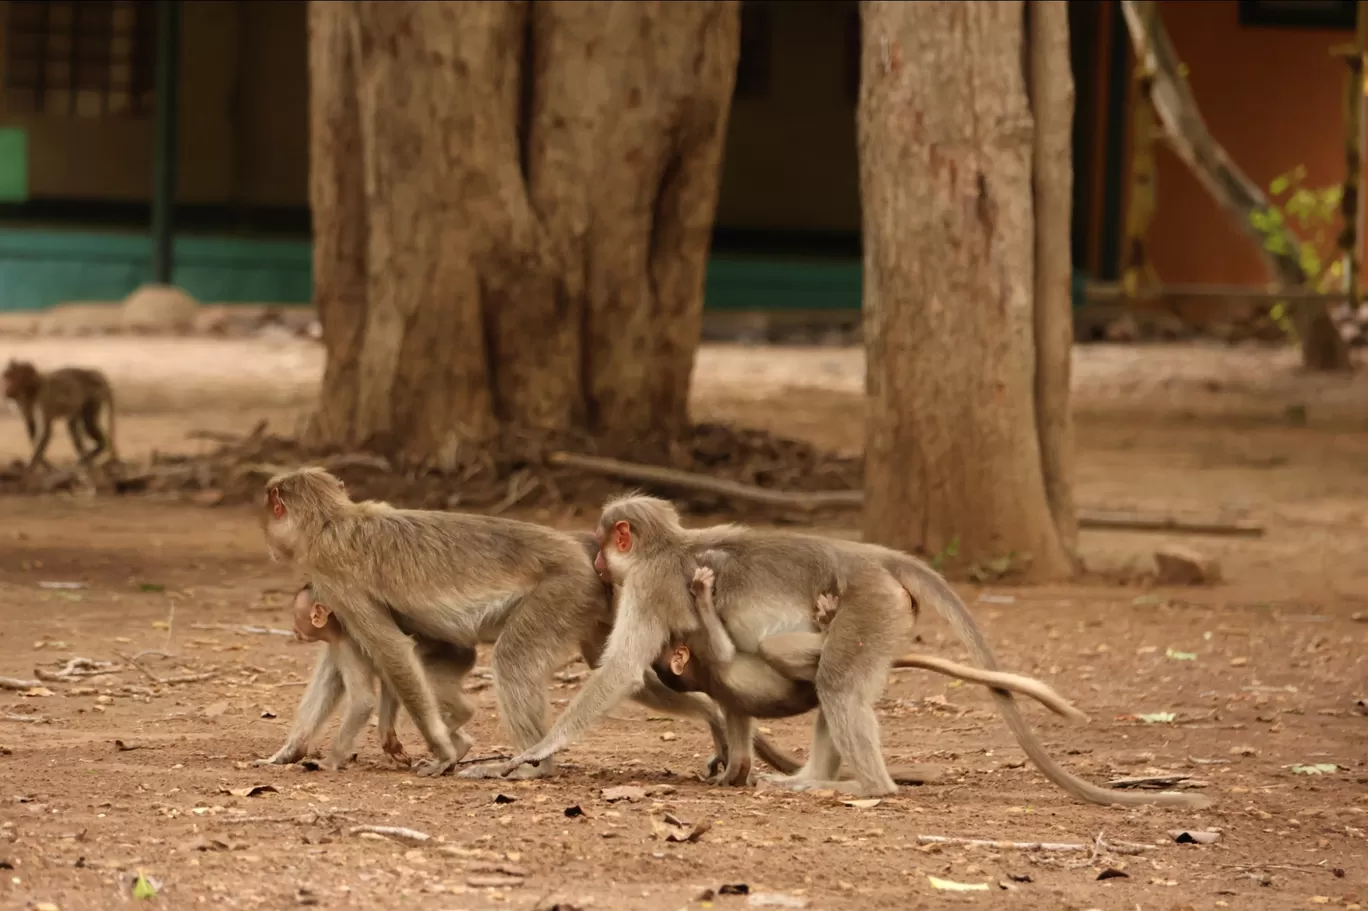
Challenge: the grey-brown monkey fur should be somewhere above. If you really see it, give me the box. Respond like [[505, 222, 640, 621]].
[[255, 582, 478, 771], [652, 563, 1086, 786], [260, 467, 805, 779], [674, 562, 1090, 720], [499, 494, 1212, 809], [2, 359, 118, 472]]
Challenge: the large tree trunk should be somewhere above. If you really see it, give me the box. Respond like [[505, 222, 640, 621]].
[[307, 1, 740, 468], [859, 0, 1074, 582]]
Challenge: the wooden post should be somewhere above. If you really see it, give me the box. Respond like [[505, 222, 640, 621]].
[[1343, 2, 1368, 317], [1121, 1, 1159, 298]]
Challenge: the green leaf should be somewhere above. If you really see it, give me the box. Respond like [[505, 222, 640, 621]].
[[132, 874, 158, 900], [1270, 175, 1290, 195], [1290, 763, 1338, 775], [1137, 711, 1177, 724], [1165, 648, 1197, 661], [138, 582, 165, 593]]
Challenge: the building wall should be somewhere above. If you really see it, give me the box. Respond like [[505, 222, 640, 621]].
[[716, 0, 860, 233], [0, 0, 864, 231], [0, 0, 307, 207], [1144, 0, 1353, 287]]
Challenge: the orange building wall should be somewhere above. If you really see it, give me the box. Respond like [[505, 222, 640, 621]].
[[1144, 0, 1352, 287]]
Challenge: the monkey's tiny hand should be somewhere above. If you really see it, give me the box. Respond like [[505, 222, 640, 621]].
[[689, 565, 716, 598], [699, 754, 727, 781], [254, 745, 305, 767]]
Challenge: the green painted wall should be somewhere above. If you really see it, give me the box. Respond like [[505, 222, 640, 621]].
[[0, 229, 310, 309], [0, 228, 1089, 314], [0, 228, 864, 313]]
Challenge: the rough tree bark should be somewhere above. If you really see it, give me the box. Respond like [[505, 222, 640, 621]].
[[859, 0, 1075, 581], [307, 1, 740, 467]]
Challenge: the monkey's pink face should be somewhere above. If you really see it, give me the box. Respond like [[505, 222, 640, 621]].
[[594, 520, 633, 583], [261, 486, 300, 563]]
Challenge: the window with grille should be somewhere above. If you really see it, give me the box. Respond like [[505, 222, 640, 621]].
[[5, 0, 158, 118]]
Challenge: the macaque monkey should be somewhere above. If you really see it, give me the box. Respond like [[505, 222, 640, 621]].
[[257, 582, 477, 770], [496, 495, 1211, 810], [654, 564, 1087, 786], [259, 468, 803, 779], [2, 359, 118, 472]]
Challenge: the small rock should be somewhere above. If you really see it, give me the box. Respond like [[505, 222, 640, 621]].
[[1229, 656, 1249, 667], [1153, 545, 1221, 586], [120, 284, 199, 334]]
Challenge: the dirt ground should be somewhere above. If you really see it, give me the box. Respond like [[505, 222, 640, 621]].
[[1, 336, 1366, 911]]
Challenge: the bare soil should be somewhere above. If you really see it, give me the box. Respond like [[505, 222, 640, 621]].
[[1, 337, 1366, 910]]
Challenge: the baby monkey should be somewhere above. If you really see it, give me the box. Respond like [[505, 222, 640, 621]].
[[2, 359, 118, 472], [660, 562, 1088, 723], [260, 583, 477, 770]]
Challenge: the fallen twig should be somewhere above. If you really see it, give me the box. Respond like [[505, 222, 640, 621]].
[[219, 808, 359, 825], [1219, 862, 1330, 875], [349, 824, 432, 844], [0, 677, 41, 691], [459, 752, 512, 766], [186, 429, 247, 444], [118, 653, 164, 684], [159, 672, 218, 685], [129, 650, 176, 663], [2, 714, 48, 724], [1107, 774, 1209, 790], [49, 657, 117, 679], [548, 451, 1265, 537], [547, 451, 855, 512], [190, 623, 293, 637], [915, 834, 1156, 855]]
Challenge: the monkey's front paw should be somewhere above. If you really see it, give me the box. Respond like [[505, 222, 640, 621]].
[[689, 565, 716, 597], [697, 754, 727, 781], [413, 757, 457, 777], [253, 749, 304, 767]]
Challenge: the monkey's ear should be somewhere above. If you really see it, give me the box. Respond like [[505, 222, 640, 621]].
[[612, 520, 631, 553], [309, 603, 331, 628], [668, 645, 690, 676], [268, 486, 286, 519]]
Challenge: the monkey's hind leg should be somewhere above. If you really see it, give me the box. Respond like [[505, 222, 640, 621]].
[[80, 398, 109, 461], [256, 646, 344, 766], [65, 416, 91, 463], [790, 585, 908, 798], [322, 641, 378, 771], [458, 581, 584, 780], [425, 640, 478, 762]]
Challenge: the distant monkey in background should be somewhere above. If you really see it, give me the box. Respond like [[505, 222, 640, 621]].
[[2, 359, 118, 472]]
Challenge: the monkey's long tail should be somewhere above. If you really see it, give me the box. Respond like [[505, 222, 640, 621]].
[[889, 556, 1213, 810], [890, 654, 1089, 723]]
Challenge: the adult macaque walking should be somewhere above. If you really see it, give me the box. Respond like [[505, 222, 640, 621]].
[[496, 495, 1211, 810], [257, 582, 477, 770], [259, 468, 802, 778], [2, 359, 118, 472]]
